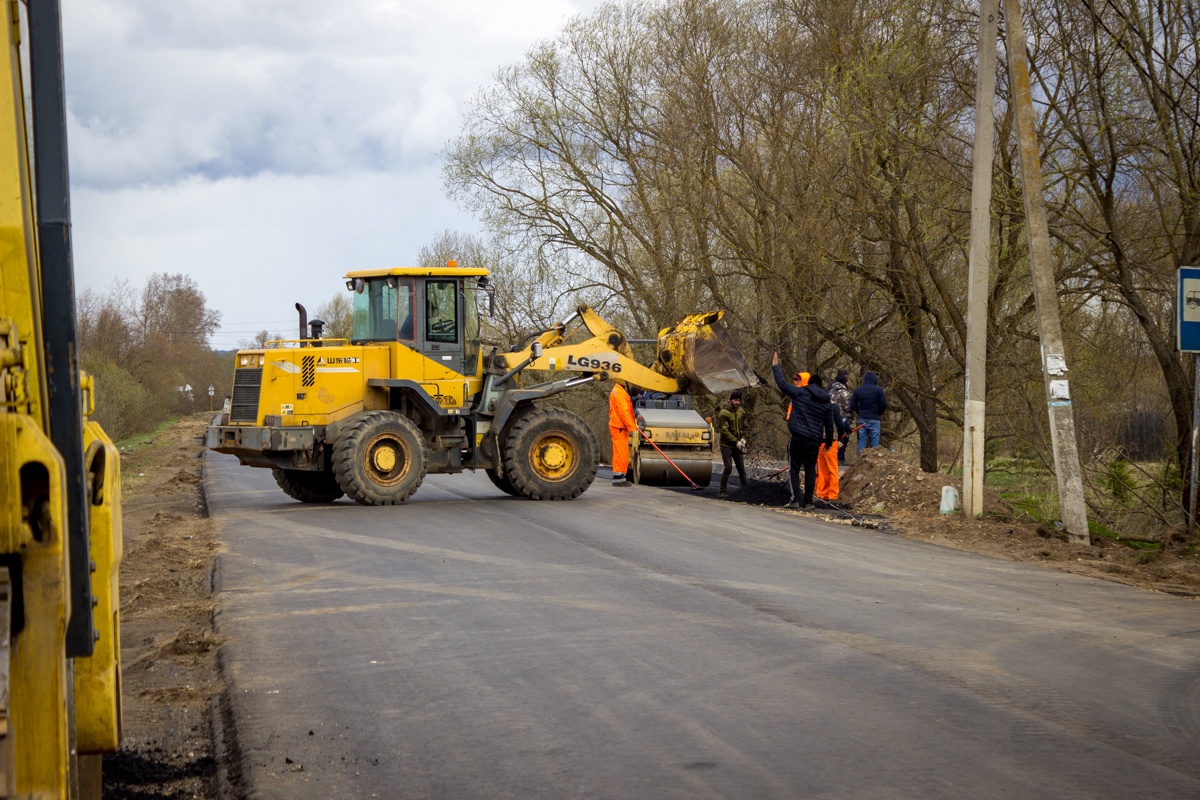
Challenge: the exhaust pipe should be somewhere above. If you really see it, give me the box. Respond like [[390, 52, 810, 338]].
[[296, 303, 308, 344]]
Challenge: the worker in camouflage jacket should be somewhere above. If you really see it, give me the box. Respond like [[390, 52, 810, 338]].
[[828, 369, 853, 464], [716, 389, 749, 498]]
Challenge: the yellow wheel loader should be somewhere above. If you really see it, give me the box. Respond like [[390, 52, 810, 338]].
[[207, 263, 761, 504], [0, 1, 124, 796]]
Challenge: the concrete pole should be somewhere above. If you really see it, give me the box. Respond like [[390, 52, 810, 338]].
[[963, 0, 999, 519], [1003, 0, 1090, 544], [1190, 355, 1199, 537]]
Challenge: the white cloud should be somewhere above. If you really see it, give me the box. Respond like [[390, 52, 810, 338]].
[[72, 167, 479, 350], [61, 0, 605, 347]]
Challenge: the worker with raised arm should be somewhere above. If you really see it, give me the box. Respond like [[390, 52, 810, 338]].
[[772, 353, 835, 509], [608, 379, 637, 487]]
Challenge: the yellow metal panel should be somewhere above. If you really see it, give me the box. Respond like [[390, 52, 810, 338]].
[[4, 414, 71, 797], [73, 421, 123, 754], [263, 350, 299, 419], [524, 341, 682, 394], [0, 1, 75, 794], [362, 346, 390, 411], [0, 329, 26, 554], [0, 0, 46, 432], [419, 347, 469, 409]]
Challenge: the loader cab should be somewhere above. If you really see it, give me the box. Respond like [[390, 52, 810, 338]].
[[345, 263, 490, 377]]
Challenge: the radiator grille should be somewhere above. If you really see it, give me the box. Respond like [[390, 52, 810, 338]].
[[230, 367, 263, 422], [302, 355, 315, 387]]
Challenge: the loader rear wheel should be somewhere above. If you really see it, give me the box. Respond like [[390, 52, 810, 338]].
[[272, 467, 345, 503], [485, 468, 521, 497], [332, 411, 427, 505], [501, 407, 597, 500]]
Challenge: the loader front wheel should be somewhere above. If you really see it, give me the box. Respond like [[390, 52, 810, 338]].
[[502, 407, 597, 500], [272, 467, 345, 503], [332, 411, 427, 505]]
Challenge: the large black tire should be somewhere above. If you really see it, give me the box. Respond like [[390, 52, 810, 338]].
[[501, 407, 597, 500], [272, 467, 345, 503], [331, 411, 428, 505], [484, 468, 521, 496]]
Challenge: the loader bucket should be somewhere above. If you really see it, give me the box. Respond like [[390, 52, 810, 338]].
[[655, 311, 763, 395]]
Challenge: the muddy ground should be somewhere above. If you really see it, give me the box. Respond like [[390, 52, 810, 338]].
[[105, 416, 1200, 797], [103, 414, 223, 799]]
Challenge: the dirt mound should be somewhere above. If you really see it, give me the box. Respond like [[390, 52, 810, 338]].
[[839, 447, 1007, 514]]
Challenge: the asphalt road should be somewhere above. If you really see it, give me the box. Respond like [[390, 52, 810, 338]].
[[205, 452, 1200, 799]]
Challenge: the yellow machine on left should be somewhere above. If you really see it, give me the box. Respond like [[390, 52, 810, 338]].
[[0, 1, 123, 797]]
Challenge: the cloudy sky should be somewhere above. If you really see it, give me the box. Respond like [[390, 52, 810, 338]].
[[61, 0, 606, 350]]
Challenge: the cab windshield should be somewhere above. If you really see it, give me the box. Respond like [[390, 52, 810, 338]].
[[350, 277, 415, 343]]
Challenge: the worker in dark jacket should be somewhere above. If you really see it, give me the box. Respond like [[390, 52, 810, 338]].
[[850, 370, 888, 453], [772, 353, 835, 509], [716, 389, 748, 498]]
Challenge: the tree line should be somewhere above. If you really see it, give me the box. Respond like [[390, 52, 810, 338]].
[[438, 0, 1197, 525], [77, 274, 228, 440]]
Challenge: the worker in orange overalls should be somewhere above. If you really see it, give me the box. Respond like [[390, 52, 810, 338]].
[[608, 379, 636, 487], [787, 372, 846, 502], [809, 373, 848, 502]]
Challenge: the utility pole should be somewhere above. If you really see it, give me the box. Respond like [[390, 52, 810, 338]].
[[1002, 0, 1090, 544], [963, 0, 999, 519]]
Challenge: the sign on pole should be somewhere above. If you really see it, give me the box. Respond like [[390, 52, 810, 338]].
[[1178, 267, 1200, 536], [1177, 267, 1200, 352]]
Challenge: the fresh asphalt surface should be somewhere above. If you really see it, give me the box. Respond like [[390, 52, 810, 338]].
[[205, 452, 1200, 799]]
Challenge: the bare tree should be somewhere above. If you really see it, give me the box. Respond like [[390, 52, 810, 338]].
[[314, 293, 353, 342]]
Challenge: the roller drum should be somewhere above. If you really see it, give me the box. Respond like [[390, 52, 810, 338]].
[[632, 449, 713, 486]]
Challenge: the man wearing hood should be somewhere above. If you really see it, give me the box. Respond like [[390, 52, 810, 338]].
[[851, 370, 888, 452], [829, 369, 853, 464], [772, 352, 835, 509]]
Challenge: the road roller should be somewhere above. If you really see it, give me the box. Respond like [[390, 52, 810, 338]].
[[630, 396, 715, 486]]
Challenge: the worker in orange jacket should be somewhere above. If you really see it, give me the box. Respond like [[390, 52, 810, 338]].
[[608, 380, 636, 487]]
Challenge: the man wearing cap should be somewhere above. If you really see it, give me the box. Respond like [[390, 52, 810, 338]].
[[716, 389, 749, 498], [772, 353, 836, 509]]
